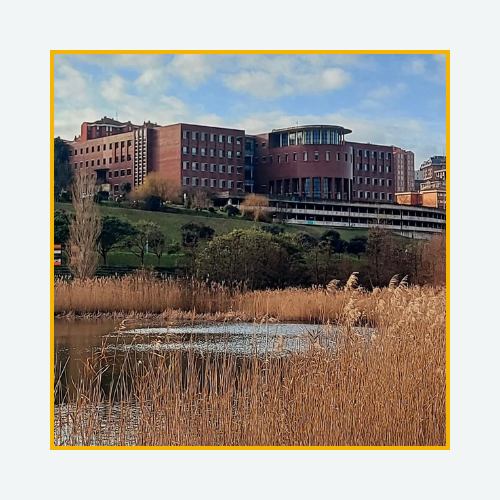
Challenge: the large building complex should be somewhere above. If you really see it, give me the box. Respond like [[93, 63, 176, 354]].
[[66, 118, 415, 203], [64, 117, 444, 237]]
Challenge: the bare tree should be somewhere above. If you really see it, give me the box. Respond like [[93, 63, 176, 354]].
[[68, 170, 102, 279]]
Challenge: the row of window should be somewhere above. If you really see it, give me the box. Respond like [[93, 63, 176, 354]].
[[261, 151, 352, 164], [354, 177, 393, 187], [357, 150, 392, 160], [279, 129, 344, 147], [182, 147, 242, 159], [109, 169, 132, 178], [71, 140, 132, 156], [355, 192, 393, 200], [74, 155, 131, 168], [182, 162, 243, 174], [182, 130, 243, 145], [182, 177, 242, 189], [357, 164, 392, 173]]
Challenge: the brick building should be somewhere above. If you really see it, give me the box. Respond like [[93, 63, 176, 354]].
[[65, 118, 415, 203]]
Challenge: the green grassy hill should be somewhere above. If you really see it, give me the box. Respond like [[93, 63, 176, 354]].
[[54, 201, 367, 267]]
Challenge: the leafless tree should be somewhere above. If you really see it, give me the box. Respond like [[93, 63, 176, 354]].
[[68, 170, 102, 279]]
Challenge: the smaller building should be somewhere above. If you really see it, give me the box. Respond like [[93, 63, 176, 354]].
[[420, 155, 446, 191], [395, 188, 446, 210]]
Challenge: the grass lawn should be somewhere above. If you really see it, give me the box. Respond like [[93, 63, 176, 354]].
[[55, 201, 367, 243]]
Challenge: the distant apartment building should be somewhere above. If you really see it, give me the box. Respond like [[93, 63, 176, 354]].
[[65, 117, 416, 203], [395, 155, 446, 210]]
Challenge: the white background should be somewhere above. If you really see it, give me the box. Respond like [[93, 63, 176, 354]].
[[1, 1, 497, 499]]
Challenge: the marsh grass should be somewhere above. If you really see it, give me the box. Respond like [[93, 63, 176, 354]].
[[54, 284, 446, 447]]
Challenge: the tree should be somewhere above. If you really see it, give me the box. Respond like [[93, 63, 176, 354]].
[[260, 224, 285, 235], [54, 210, 72, 245], [67, 169, 101, 279], [98, 216, 136, 265], [120, 182, 132, 200], [133, 173, 181, 204], [144, 195, 162, 212], [125, 220, 162, 266], [189, 189, 213, 210], [320, 229, 347, 253], [346, 236, 367, 257], [240, 194, 270, 222], [54, 138, 73, 196], [149, 229, 166, 265], [181, 222, 215, 242], [296, 231, 317, 249]]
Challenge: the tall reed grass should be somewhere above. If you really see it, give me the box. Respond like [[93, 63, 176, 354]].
[[54, 284, 446, 446], [54, 273, 444, 325]]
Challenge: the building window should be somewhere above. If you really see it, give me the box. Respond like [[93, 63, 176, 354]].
[[357, 149, 362, 156], [219, 179, 226, 188], [103, 158, 106, 166], [210, 149, 215, 157], [97, 159, 100, 166], [109, 157, 112, 164], [303, 152, 308, 161], [321, 130, 329, 144], [103, 144, 106, 151], [228, 135, 233, 144], [201, 132, 206, 141], [228, 165, 234, 174], [364, 150, 369, 157], [121, 141, 125, 148], [114, 171, 119, 177], [366, 192, 371, 199], [219, 134, 224, 143], [202, 163, 208, 171], [85, 147, 89, 154], [386, 166, 392, 173], [345, 153, 348, 161], [192, 147, 198, 155], [201, 148, 206, 156], [380, 192, 385, 200], [127, 169, 131, 175], [74, 163, 77, 169], [228, 151, 233, 159], [228, 180, 234, 189], [192, 178, 199, 186], [380, 179, 385, 186], [80, 149, 83, 155], [262, 156, 266, 163], [183, 130, 189, 139], [85, 161, 88, 167], [285, 154, 289, 163], [114, 184, 119, 192], [358, 191, 363, 198], [336, 152, 340, 161], [120, 170, 125, 176], [358, 177, 363, 184], [356, 163, 361, 170], [80, 162, 83, 168], [373, 192, 378, 199], [236, 151, 242, 159], [236, 136, 242, 145], [373, 179, 378, 186], [293, 153, 298, 161], [201, 178, 208, 186], [388, 180, 392, 187], [219, 165, 225, 173], [210, 179, 216, 188], [192, 131, 198, 140], [304, 130, 312, 144], [210, 133, 215, 142], [388, 193, 393, 201], [192, 162, 198, 171], [281, 133, 288, 147], [91, 160, 94, 167], [183, 146, 188, 154], [121, 156, 125, 162], [326, 152, 330, 161], [108, 172, 112, 179], [219, 150, 224, 158], [387, 152, 391, 160], [364, 164, 368, 171], [313, 129, 320, 144], [366, 178, 371, 184], [74, 149, 77, 156], [183, 177, 189, 186], [289, 133, 296, 146], [210, 164, 216, 172], [372, 165, 376, 172], [314, 151, 319, 161], [183, 161, 189, 170]]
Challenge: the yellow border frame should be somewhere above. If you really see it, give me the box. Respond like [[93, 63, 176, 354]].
[[50, 49, 450, 450]]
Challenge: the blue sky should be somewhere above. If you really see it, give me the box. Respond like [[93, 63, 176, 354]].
[[54, 53, 446, 169]]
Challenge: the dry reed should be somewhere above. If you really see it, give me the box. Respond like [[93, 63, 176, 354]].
[[54, 284, 446, 447]]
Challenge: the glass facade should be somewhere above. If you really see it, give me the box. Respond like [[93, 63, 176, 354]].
[[313, 177, 321, 197], [277, 128, 345, 147]]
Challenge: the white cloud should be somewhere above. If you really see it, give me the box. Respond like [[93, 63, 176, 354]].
[[168, 54, 217, 87], [54, 64, 88, 103], [405, 58, 427, 75], [368, 83, 407, 101], [223, 59, 351, 99], [100, 74, 127, 102]]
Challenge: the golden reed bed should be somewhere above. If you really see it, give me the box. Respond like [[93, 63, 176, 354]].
[[54, 277, 446, 447]]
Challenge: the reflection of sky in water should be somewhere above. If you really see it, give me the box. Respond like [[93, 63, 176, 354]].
[[108, 323, 337, 355]]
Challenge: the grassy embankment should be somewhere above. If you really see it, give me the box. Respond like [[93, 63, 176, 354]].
[[54, 282, 446, 446], [55, 201, 367, 267]]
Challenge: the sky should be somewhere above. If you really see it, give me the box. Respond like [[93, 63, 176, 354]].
[[54, 53, 446, 170]]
